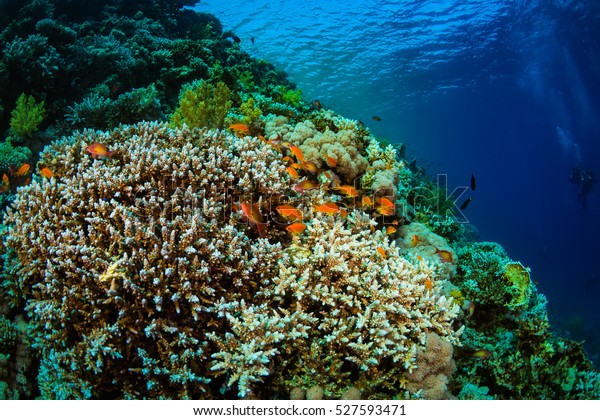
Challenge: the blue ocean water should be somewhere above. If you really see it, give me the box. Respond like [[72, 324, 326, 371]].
[[197, 0, 600, 354]]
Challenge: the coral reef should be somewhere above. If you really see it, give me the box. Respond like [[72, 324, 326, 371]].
[[3, 122, 460, 399], [170, 80, 232, 129], [9, 93, 45, 139]]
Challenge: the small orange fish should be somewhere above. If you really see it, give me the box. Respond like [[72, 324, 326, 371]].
[[290, 162, 303, 170], [228, 123, 250, 135], [411, 235, 419, 247], [326, 155, 337, 167], [377, 246, 386, 258], [14, 163, 30, 177], [241, 202, 267, 236], [286, 166, 300, 179], [340, 208, 348, 218], [468, 349, 492, 360], [435, 248, 454, 263], [0, 173, 9, 193], [286, 222, 306, 235], [314, 202, 339, 215], [40, 167, 54, 178], [282, 156, 294, 165], [386, 226, 397, 235], [302, 161, 318, 174], [289, 144, 304, 163], [416, 255, 423, 262], [425, 278, 433, 291], [361, 196, 373, 208], [87, 142, 114, 159], [276, 204, 303, 221], [293, 179, 319, 194], [375, 196, 395, 208], [335, 184, 359, 198], [375, 205, 395, 216]]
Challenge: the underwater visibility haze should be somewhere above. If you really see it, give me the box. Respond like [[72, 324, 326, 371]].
[[0, 0, 599, 400]]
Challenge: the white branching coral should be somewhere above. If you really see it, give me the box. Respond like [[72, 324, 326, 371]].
[[4, 121, 461, 399]]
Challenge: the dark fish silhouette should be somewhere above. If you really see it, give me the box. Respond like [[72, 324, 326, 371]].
[[460, 197, 472, 210], [471, 174, 476, 191], [251, 36, 255, 45], [372, 115, 382, 121]]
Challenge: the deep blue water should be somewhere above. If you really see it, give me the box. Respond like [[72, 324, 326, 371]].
[[196, 0, 600, 354]]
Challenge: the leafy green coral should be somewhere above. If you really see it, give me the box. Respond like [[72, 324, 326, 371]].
[[9, 94, 45, 138], [278, 86, 303, 107], [170, 80, 232, 129]]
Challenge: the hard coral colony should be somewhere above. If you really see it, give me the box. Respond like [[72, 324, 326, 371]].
[[0, 0, 598, 402]]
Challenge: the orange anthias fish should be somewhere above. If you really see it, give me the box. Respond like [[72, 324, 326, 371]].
[[286, 166, 300, 179], [361, 196, 373, 208], [228, 123, 250, 135], [314, 202, 339, 215], [289, 144, 305, 163], [241, 202, 267, 236], [377, 246, 386, 258], [335, 184, 359, 198], [435, 248, 454, 263], [293, 179, 319, 194], [425, 277, 433, 291], [375, 205, 395, 216], [0, 174, 9, 193], [14, 163, 30, 177], [326, 155, 337, 167], [87, 142, 115, 159], [386, 226, 397, 235], [40, 167, 54, 178], [375, 196, 395, 208], [302, 160, 318, 174], [411, 235, 419, 247], [286, 222, 306, 235], [276, 204, 303, 221]]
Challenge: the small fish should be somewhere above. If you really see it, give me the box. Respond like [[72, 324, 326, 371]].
[[416, 255, 423, 262], [459, 197, 472, 210], [14, 163, 30, 177], [0, 173, 9, 193], [286, 222, 306, 235], [375, 196, 395, 208], [386, 226, 397, 235], [282, 156, 294, 165], [289, 144, 305, 162], [241, 202, 267, 236], [302, 161, 318, 174], [40, 167, 54, 178], [228, 123, 250, 135], [466, 302, 475, 319], [293, 179, 319, 194], [425, 278, 433, 291], [361, 196, 373, 208], [326, 155, 337, 167], [468, 349, 492, 359], [313, 99, 322, 109], [435, 248, 454, 263], [87, 142, 115, 159], [375, 205, 394, 216], [251, 36, 255, 45], [471, 174, 476, 191], [411, 235, 419, 247], [377, 246, 386, 258], [357, 121, 364, 129], [335, 184, 359, 198], [372, 115, 382, 122], [286, 166, 300, 179], [340, 208, 348, 218], [276, 204, 303, 221], [314, 202, 339, 215]]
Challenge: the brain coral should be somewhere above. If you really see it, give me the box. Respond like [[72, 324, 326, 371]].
[[3, 122, 460, 399]]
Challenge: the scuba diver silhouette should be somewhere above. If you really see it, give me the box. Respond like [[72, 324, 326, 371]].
[[569, 164, 596, 209]]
